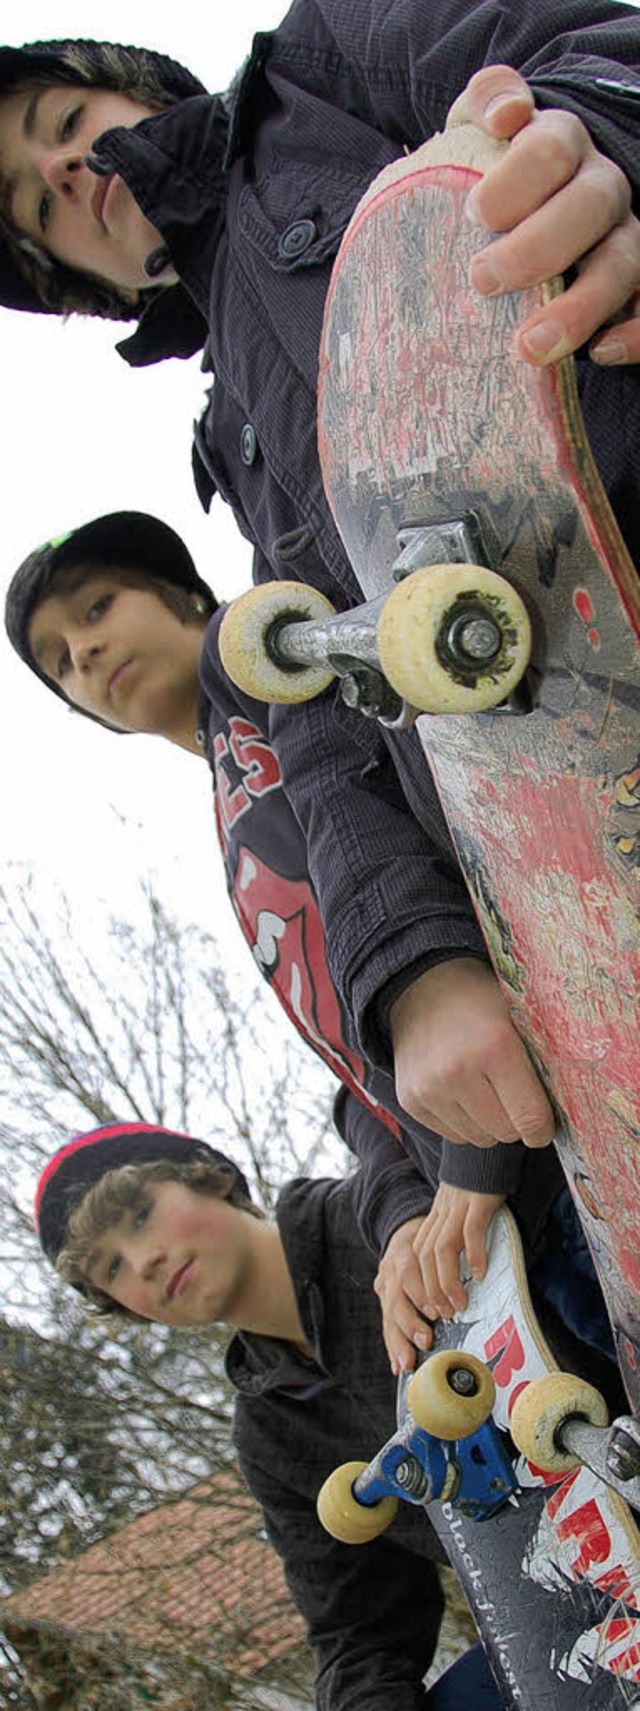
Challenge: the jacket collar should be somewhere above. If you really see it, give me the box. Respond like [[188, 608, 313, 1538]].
[[91, 95, 229, 367]]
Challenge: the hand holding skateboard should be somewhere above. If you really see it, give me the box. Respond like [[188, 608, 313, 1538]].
[[389, 959, 556, 1148], [374, 1216, 433, 1376], [412, 1184, 506, 1320], [457, 63, 640, 366]]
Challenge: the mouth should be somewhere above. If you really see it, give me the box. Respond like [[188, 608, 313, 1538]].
[[166, 1260, 193, 1303], [92, 171, 119, 231], [108, 660, 132, 698]]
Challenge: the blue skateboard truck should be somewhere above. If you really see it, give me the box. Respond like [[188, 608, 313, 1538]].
[[318, 1349, 517, 1542]]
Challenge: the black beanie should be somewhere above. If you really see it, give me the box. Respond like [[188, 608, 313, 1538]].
[[35, 1120, 251, 1268], [4, 509, 216, 715]]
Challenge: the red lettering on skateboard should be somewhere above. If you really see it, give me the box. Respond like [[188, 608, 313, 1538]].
[[555, 1498, 611, 1575], [483, 1316, 525, 1389], [599, 1617, 640, 1678], [593, 1562, 639, 1611]]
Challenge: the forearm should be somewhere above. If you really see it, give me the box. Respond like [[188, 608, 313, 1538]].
[[336, 1088, 438, 1255]]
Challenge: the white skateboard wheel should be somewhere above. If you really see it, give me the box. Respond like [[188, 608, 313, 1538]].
[[317, 1461, 398, 1543], [407, 1350, 496, 1440], [378, 562, 531, 713], [219, 580, 336, 702], [510, 1372, 609, 1472]]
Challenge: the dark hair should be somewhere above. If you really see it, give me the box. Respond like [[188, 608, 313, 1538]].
[[57, 1155, 263, 1320], [6, 509, 216, 726], [44, 558, 209, 629]]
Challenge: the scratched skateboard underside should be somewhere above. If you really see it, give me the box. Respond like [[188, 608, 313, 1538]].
[[422, 1210, 640, 1708], [318, 140, 640, 1407]]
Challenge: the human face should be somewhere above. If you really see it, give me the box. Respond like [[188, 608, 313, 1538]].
[[0, 84, 170, 291], [84, 1179, 256, 1327], [28, 572, 204, 747]]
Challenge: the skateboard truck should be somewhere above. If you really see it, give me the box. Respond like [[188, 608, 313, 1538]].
[[317, 1351, 518, 1544], [219, 515, 532, 722], [318, 1353, 640, 1548]]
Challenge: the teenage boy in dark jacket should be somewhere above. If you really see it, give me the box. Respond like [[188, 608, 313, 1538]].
[[1, 4, 640, 1158], [6, 512, 615, 1373], [31, 1117, 505, 1709]]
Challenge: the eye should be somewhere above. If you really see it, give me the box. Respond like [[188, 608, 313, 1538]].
[[133, 1201, 150, 1231], [60, 105, 82, 144], [107, 1253, 121, 1285], [54, 644, 71, 680], [87, 593, 112, 621]]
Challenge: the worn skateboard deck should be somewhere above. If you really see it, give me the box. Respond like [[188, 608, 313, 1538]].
[[317, 121, 640, 1410], [408, 1208, 640, 1709]]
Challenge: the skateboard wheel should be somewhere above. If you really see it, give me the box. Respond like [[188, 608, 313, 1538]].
[[219, 581, 336, 703], [316, 1461, 398, 1543], [377, 563, 531, 713], [510, 1372, 609, 1472], [407, 1351, 495, 1440]]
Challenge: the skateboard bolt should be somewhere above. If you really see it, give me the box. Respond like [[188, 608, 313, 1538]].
[[446, 615, 501, 664], [395, 1455, 429, 1499], [340, 667, 398, 718], [607, 1427, 640, 1481], [448, 1366, 479, 1398]]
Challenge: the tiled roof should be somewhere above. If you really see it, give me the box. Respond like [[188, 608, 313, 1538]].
[[3, 1466, 304, 1677]]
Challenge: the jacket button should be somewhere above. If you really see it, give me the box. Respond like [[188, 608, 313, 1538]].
[[278, 218, 317, 259], [240, 423, 257, 466]]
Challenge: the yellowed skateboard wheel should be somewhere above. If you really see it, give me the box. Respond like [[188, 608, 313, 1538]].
[[378, 562, 531, 713], [317, 1460, 398, 1543], [219, 580, 336, 703], [510, 1372, 609, 1472], [407, 1351, 496, 1440]]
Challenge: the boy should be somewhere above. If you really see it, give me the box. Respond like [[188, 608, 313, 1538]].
[[5, 511, 615, 1375], [33, 1116, 506, 1709], [1, 6, 640, 1153]]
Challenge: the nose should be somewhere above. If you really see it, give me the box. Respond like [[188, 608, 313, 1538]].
[[140, 1247, 167, 1283], [40, 148, 85, 197], [71, 632, 103, 672]]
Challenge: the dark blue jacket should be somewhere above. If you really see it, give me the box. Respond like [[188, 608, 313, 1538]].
[[199, 608, 564, 1256], [94, 0, 640, 1058]]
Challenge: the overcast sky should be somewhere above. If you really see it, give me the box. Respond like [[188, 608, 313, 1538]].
[[0, 0, 285, 954]]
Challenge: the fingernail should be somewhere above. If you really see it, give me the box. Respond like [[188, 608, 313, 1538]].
[[485, 91, 520, 121], [591, 337, 627, 366], [518, 320, 568, 363], [469, 255, 501, 293]]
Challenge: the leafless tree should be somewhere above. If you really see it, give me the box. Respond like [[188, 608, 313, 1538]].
[[0, 868, 344, 1709]]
